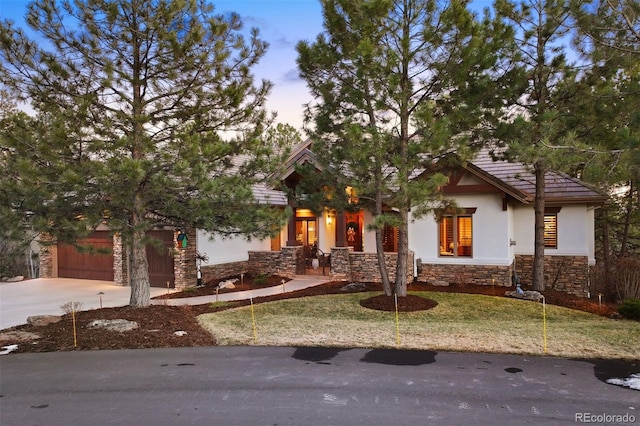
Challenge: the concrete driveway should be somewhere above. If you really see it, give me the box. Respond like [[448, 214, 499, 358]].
[[0, 278, 172, 329]]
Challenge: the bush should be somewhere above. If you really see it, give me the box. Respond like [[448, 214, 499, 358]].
[[253, 273, 268, 285], [617, 298, 640, 320]]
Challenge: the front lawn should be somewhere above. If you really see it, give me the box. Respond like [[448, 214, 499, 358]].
[[198, 291, 640, 360]]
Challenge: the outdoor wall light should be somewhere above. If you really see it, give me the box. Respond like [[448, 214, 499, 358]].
[[326, 213, 335, 226]]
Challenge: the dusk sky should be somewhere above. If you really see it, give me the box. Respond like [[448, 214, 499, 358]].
[[1, 0, 494, 134]]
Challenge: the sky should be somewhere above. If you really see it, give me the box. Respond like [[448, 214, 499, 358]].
[[0, 0, 494, 134]]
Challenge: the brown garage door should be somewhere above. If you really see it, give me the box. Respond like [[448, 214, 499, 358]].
[[57, 231, 114, 281], [146, 230, 175, 288]]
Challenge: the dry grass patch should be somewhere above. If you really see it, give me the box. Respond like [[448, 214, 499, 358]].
[[197, 291, 640, 359]]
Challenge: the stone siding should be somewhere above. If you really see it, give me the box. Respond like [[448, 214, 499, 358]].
[[248, 251, 281, 275], [348, 251, 414, 283], [416, 262, 513, 287], [201, 260, 250, 284], [415, 255, 590, 297], [174, 228, 197, 290], [38, 235, 58, 278], [329, 247, 351, 280], [515, 254, 589, 297], [247, 247, 306, 278]]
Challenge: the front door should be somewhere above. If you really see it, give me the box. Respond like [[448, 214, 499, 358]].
[[345, 211, 363, 251]]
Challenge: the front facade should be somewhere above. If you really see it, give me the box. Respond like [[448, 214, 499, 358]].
[[42, 141, 606, 297], [196, 142, 606, 297]]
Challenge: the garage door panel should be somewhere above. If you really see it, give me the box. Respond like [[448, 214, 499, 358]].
[[57, 232, 114, 281], [146, 230, 175, 288]]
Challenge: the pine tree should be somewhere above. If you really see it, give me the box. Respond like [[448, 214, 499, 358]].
[[494, 0, 591, 291], [0, 0, 287, 307], [297, 0, 519, 296]]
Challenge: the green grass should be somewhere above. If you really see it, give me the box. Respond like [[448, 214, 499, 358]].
[[197, 291, 640, 360]]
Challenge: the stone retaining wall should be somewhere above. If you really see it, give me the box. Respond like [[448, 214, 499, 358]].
[[201, 260, 250, 284]]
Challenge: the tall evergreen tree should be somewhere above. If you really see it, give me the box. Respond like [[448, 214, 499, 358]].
[[0, 0, 287, 307], [494, 0, 590, 291], [571, 0, 640, 262], [297, 0, 519, 296]]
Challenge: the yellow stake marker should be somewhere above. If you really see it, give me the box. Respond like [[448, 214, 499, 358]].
[[542, 296, 547, 354], [394, 293, 400, 346], [72, 307, 78, 348], [250, 292, 257, 344]]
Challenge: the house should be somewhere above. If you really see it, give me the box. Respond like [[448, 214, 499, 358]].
[[40, 140, 607, 297]]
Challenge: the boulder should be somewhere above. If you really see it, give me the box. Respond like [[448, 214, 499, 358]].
[[429, 280, 450, 287], [340, 282, 366, 292], [87, 319, 139, 332], [505, 290, 544, 302], [6, 275, 24, 282], [218, 278, 238, 289], [0, 330, 40, 345], [27, 315, 62, 327]]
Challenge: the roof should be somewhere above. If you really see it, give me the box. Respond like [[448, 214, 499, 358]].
[[466, 149, 607, 205], [269, 141, 607, 207], [252, 183, 288, 206]]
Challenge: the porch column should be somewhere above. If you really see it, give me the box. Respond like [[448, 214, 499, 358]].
[[335, 211, 347, 247], [286, 200, 301, 246]]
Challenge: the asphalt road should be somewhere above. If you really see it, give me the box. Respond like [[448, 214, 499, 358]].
[[1, 347, 638, 425]]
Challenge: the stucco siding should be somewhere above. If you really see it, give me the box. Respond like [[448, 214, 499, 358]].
[[197, 230, 271, 264], [409, 193, 511, 265], [512, 204, 591, 257]]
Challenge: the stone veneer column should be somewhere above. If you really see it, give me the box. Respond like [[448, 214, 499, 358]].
[[280, 246, 304, 277], [330, 246, 351, 280], [38, 235, 55, 278], [173, 228, 197, 290]]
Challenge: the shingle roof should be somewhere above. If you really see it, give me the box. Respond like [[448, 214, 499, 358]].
[[467, 149, 607, 205]]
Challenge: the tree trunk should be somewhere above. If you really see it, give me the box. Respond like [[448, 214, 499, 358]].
[[619, 180, 633, 257], [129, 227, 150, 307], [395, 207, 409, 297], [600, 206, 611, 277], [375, 190, 393, 296], [532, 160, 546, 291]]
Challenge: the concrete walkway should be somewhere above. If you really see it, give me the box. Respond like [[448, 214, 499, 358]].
[[152, 275, 331, 306], [0, 275, 331, 330]]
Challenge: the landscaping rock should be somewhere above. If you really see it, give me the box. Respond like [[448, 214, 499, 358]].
[[217, 278, 238, 289], [429, 280, 450, 287], [87, 319, 139, 332], [340, 282, 366, 292], [173, 331, 187, 337], [0, 330, 40, 344], [27, 315, 62, 327], [6, 275, 25, 282], [505, 290, 544, 302]]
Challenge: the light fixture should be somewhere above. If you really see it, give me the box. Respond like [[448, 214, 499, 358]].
[[326, 212, 334, 226]]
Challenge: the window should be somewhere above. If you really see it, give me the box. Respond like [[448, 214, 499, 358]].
[[544, 214, 557, 248], [439, 214, 473, 257]]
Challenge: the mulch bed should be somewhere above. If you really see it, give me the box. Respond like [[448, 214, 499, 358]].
[[1, 279, 621, 354], [155, 274, 291, 299]]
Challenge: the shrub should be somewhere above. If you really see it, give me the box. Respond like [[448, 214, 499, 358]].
[[617, 298, 640, 320], [254, 273, 268, 286]]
